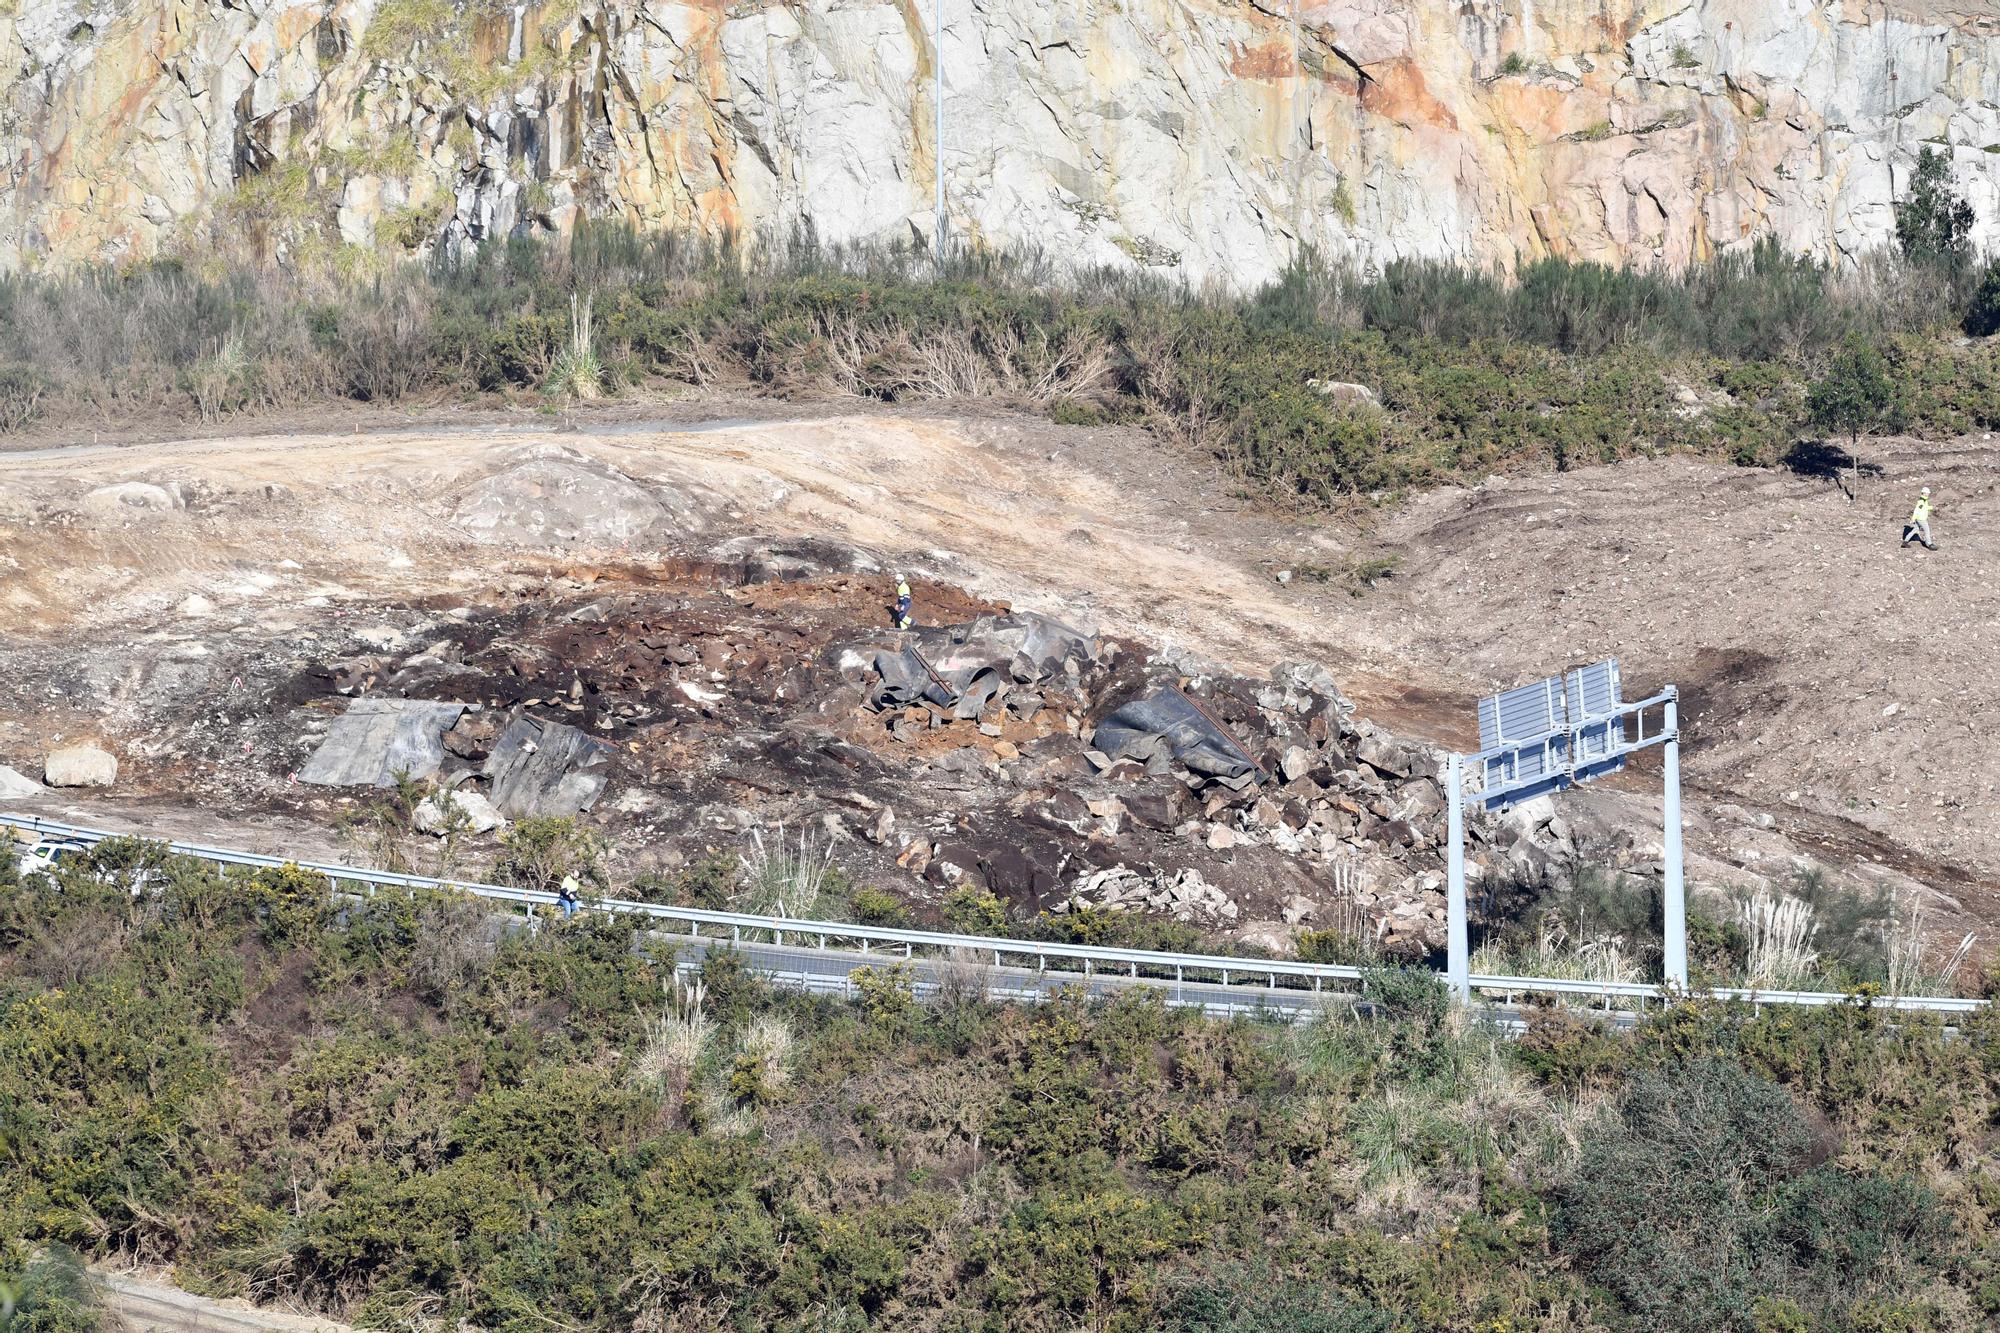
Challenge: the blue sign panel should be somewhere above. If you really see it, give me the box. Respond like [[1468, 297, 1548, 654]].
[[1474, 659, 1629, 811]]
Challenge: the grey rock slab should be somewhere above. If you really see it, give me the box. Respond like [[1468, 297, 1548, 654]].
[[298, 698, 466, 788], [482, 713, 615, 818], [80, 482, 180, 516]]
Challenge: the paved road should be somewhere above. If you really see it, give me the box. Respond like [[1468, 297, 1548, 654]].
[[656, 931, 1361, 1021]]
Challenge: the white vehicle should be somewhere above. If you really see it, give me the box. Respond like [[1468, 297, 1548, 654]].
[[14, 840, 65, 877]]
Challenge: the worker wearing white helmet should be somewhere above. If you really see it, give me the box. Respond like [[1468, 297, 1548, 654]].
[[1902, 486, 1938, 550], [893, 577, 914, 630]]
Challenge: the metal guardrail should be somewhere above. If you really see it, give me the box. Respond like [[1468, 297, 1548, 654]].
[[1, 813, 1985, 1016]]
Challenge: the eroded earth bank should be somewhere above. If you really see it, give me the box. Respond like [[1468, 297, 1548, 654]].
[[0, 403, 1992, 963]]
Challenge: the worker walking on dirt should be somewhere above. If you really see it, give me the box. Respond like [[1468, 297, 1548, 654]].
[[893, 578, 914, 630], [1902, 487, 1939, 550]]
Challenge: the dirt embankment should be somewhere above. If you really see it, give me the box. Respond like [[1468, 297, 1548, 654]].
[[1365, 441, 2000, 898], [0, 404, 1990, 938]]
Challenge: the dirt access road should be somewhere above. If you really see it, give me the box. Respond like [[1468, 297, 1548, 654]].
[[0, 404, 1992, 921]]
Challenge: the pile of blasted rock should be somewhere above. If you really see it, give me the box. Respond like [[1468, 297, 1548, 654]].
[[1058, 864, 1239, 924]]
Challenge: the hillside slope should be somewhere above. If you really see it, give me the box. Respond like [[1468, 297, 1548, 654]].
[[6, 0, 2000, 280]]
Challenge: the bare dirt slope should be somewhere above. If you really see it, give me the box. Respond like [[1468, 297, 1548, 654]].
[[0, 407, 1992, 932], [1362, 440, 2000, 894]]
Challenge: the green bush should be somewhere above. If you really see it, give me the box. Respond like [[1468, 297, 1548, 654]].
[[3, 221, 1992, 511], [3, 849, 1996, 1333], [493, 815, 607, 895], [849, 885, 912, 927], [0, 363, 47, 432], [1556, 1058, 1814, 1330], [1964, 260, 2000, 337], [1160, 1265, 1394, 1332], [1361, 965, 1449, 1026], [1, 1247, 104, 1333], [1295, 927, 1374, 966], [629, 852, 735, 908], [942, 884, 1007, 935]]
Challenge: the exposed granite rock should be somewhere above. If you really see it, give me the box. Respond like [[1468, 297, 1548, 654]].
[[5, 1, 1999, 282]]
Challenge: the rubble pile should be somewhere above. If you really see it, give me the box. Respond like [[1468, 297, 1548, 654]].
[[844, 620, 1563, 956], [57, 539, 1595, 961]]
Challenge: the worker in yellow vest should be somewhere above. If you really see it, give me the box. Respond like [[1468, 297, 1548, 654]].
[[1901, 487, 1938, 550], [893, 578, 914, 629]]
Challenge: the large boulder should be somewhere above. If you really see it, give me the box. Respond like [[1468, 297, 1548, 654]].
[[0, 765, 44, 799], [1355, 730, 1437, 782], [452, 454, 696, 550], [1306, 380, 1380, 410], [413, 789, 508, 835], [81, 482, 180, 516], [44, 745, 117, 787]]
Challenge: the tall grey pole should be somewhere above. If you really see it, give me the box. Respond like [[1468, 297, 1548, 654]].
[[1446, 752, 1468, 1001], [934, 0, 945, 268], [1662, 692, 1688, 990]]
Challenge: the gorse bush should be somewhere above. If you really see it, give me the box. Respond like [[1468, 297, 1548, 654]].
[[5, 222, 1997, 505], [1556, 1057, 1953, 1332], [0, 1246, 105, 1333], [4, 847, 1998, 1331]]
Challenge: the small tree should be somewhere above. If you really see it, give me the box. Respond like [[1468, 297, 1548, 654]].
[[1963, 260, 2000, 337], [1806, 336, 1891, 498], [1894, 145, 1975, 270]]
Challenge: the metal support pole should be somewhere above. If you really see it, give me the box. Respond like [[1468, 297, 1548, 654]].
[[933, 0, 945, 267], [1662, 693, 1688, 991], [1446, 752, 1469, 1001]]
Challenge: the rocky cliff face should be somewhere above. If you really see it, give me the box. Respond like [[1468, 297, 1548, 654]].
[[5, 0, 2000, 284]]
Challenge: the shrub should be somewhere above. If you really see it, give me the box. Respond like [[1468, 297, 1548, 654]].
[[3, 850, 1995, 1332], [942, 885, 1007, 935], [850, 964, 917, 1026], [1510, 1007, 1627, 1094], [1555, 1058, 1861, 1332], [244, 863, 334, 946], [629, 853, 735, 908], [493, 815, 606, 895], [1296, 927, 1373, 966], [1, 1246, 105, 1333], [849, 885, 911, 927], [1159, 1265, 1394, 1332], [1964, 260, 2000, 337], [1755, 1167, 1945, 1303], [1361, 965, 1450, 1026], [0, 363, 47, 432], [0, 220, 1989, 512]]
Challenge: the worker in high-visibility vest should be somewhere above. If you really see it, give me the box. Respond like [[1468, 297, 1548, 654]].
[[893, 578, 914, 629], [1902, 486, 1939, 550]]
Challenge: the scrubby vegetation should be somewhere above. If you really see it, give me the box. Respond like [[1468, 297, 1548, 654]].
[[4, 210, 2000, 506], [6, 841, 2000, 1332]]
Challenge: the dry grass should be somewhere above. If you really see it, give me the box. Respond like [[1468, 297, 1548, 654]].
[[630, 976, 711, 1119], [736, 825, 838, 923], [1887, 893, 1978, 997], [1739, 890, 1821, 991], [1470, 917, 1643, 1004]]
